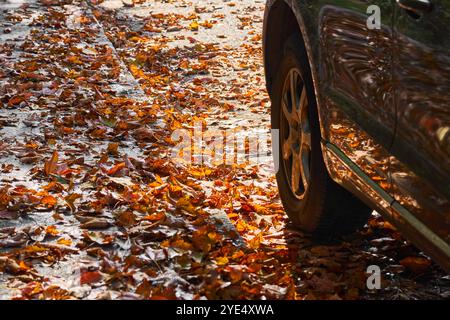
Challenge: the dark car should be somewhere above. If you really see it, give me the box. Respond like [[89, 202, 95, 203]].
[[263, 0, 450, 272]]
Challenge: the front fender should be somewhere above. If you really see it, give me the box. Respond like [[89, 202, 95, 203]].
[[263, 0, 329, 142]]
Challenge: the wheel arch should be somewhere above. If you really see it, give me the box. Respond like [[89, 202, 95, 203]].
[[263, 1, 315, 94], [263, 0, 329, 151]]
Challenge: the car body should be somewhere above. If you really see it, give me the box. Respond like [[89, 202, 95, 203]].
[[263, 0, 450, 272]]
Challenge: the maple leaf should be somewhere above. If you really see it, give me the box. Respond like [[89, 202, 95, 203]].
[[142, 212, 166, 222]]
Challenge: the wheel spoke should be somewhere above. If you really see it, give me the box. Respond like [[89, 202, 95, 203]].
[[291, 149, 301, 194], [281, 98, 292, 125], [282, 137, 292, 160], [300, 143, 310, 191], [290, 71, 297, 112], [301, 131, 311, 149], [299, 84, 311, 147], [290, 71, 301, 123], [299, 84, 307, 112]]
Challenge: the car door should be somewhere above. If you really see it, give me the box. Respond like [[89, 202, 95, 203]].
[[389, 0, 450, 267], [317, 0, 396, 211]]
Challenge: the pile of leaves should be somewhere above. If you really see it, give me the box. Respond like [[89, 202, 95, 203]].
[[0, 0, 448, 300]]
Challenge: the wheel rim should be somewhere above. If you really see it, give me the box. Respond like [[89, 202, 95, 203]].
[[280, 68, 311, 200]]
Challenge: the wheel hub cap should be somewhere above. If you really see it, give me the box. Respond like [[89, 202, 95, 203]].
[[280, 68, 311, 199]]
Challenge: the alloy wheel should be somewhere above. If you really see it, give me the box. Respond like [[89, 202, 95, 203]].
[[280, 68, 311, 199]]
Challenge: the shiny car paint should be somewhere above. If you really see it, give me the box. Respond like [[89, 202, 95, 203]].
[[263, 0, 450, 272]]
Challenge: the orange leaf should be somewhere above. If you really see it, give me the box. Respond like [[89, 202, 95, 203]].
[[107, 162, 125, 175], [231, 250, 244, 260], [67, 55, 83, 65], [18, 261, 30, 271], [7, 93, 31, 107], [200, 20, 214, 29], [236, 219, 248, 232], [57, 238, 72, 246], [41, 195, 57, 208], [45, 225, 59, 236], [171, 239, 193, 251], [248, 233, 263, 249], [44, 151, 58, 176], [142, 212, 166, 222]]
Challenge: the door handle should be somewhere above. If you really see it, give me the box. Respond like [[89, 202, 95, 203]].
[[397, 0, 432, 15]]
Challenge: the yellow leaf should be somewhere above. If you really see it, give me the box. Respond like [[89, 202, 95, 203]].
[[176, 196, 197, 214], [215, 256, 229, 265], [248, 233, 263, 249], [231, 250, 244, 260], [45, 225, 59, 236], [57, 238, 72, 246], [189, 20, 199, 31]]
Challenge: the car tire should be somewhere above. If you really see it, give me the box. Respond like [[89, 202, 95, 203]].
[[271, 34, 372, 239]]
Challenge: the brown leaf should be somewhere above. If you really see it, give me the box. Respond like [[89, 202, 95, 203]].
[[64, 193, 81, 212], [116, 211, 137, 227], [80, 270, 102, 285], [7, 93, 32, 107], [80, 218, 111, 230], [136, 279, 151, 298], [0, 256, 26, 275], [132, 127, 157, 143], [107, 142, 119, 156], [0, 210, 19, 220]]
